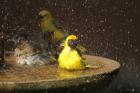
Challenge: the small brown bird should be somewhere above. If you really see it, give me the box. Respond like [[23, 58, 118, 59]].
[[14, 34, 48, 65]]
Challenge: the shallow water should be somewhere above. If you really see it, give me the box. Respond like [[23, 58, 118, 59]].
[[1, 55, 113, 82]]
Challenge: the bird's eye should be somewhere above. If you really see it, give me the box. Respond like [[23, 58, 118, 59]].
[[44, 14, 48, 17], [68, 40, 78, 48], [38, 15, 43, 19]]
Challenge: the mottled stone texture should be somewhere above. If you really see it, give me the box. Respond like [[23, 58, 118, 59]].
[[0, 0, 140, 93]]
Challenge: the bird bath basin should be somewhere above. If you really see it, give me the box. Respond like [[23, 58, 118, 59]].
[[0, 55, 120, 93]]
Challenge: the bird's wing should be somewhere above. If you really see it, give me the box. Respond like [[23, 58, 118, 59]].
[[76, 44, 87, 54], [76, 48, 82, 57], [52, 20, 69, 36], [76, 44, 87, 67], [52, 20, 63, 30]]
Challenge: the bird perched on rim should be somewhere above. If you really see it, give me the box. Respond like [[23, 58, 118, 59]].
[[58, 35, 101, 70], [38, 10, 87, 61], [58, 35, 86, 70]]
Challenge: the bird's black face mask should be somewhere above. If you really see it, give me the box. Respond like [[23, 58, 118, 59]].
[[38, 14, 48, 20], [38, 15, 43, 20], [68, 40, 78, 49]]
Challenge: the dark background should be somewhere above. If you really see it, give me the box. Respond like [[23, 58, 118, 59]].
[[1, 0, 140, 93]]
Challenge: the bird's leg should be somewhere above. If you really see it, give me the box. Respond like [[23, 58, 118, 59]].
[[45, 32, 53, 53], [47, 42, 58, 63], [47, 41, 52, 54], [41, 31, 49, 56], [43, 32, 46, 41], [47, 42, 56, 56], [42, 31, 52, 54]]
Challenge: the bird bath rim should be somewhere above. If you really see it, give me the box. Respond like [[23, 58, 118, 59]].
[[0, 55, 121, 90]]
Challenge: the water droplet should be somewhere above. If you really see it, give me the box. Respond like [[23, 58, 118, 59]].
[[26, 1, 30, 5], [1, 24, 4, 29], [129, 18, 133, 22], [136, 74, 139, 78], [74, 29, 78, 32], [86, 79, 90, 83], [123, 42, 126, 46], [131, 88, 135, 92], [102, 29, 105, 32], [81, 34, 84, 38], [100, 20, 104, 23], [71, 9, 74, 12], [135, 49, 139, 53], [83, 87, 86, 91]]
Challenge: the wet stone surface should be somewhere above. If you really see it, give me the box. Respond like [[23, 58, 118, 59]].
[[0, 55, 120, 92]]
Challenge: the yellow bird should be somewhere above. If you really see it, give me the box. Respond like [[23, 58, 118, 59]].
[[38, 10, 66, 42], [58, 35, 86, 70], [38, 10, 87, 61]]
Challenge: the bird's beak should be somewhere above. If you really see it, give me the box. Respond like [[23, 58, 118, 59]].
[[38, 15, 43, 20], [68, 39, 78, 49]]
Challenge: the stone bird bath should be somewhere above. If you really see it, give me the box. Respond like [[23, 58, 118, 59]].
[[0, 55, 120, 93]]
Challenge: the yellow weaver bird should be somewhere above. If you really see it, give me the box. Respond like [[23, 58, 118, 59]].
[[58, 35, 86, 70]]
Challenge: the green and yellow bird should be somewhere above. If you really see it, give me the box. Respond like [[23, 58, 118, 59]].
[[38, 10, 87, 60], [38, 9, 68, 58], [38, 10, 67, 43], [58, 35, 86, 70]]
